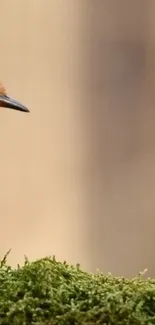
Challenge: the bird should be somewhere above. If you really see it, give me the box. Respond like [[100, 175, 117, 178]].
[[0, 82, 29, 113]]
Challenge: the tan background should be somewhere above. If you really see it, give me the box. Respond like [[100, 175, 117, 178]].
[[0, 0, 155, 277]]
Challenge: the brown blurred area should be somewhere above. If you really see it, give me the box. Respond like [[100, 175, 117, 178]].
[[0, 0, 155, 277]]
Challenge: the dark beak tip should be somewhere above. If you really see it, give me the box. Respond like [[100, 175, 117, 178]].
[[23, 107, 30, 113], [0, 94, 30, 113]]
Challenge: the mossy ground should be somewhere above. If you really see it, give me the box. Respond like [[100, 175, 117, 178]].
[[0, 251, 155, 324]]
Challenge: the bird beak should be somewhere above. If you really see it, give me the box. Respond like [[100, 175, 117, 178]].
[[0, 94, 29, 113]]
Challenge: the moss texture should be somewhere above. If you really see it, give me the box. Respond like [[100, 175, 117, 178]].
[[0, 252, 155, 324]]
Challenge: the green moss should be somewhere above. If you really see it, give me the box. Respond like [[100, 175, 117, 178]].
[[0, 252, 155, 324]]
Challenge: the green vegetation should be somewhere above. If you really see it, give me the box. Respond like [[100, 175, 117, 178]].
[[0, 251, 155, 324]]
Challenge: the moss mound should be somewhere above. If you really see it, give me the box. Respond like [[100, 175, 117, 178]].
[[0, 253, 155, 324]]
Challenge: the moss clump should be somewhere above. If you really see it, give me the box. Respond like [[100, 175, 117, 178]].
[[0, 253, 155, 324]]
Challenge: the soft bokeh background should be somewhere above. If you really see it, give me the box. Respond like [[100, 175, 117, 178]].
[[0, 0, 155, 277]]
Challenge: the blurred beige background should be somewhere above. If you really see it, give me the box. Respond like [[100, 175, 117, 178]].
[[0, 0, 155, 277]]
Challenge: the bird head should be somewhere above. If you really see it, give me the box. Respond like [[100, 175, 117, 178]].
[[0, 83, 29, 113]]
